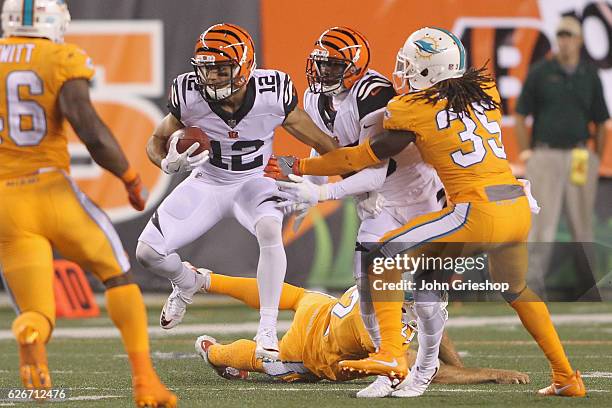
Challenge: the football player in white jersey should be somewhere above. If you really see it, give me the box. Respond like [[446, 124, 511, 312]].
[[269, 27, 445, 396], [136, 23, 337, 361]]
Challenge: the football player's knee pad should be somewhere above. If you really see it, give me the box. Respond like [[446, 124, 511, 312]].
[[103, 272, 135, 289], [413, 301, 439, 320], [255, 217, 282, 247], [135, 241, 165, 269], [501, 286, 526, 304], [413, 290, 448, 322]]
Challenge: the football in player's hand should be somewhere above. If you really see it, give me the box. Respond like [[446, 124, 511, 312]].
[[167, 127, 210, 156]]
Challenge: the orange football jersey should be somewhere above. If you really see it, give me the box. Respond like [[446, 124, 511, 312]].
[[383, 83, 520, 203], [0, 37, 94, 179], [295, 287, 412, 381]]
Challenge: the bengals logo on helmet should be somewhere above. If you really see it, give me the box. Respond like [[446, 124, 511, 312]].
[[306, 26, 371, 95], [191, 23, 256, 101]]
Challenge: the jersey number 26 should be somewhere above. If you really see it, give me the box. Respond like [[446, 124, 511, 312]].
[[0, 71, 47, 146]]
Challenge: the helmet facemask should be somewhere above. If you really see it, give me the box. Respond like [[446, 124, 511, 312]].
[[306, 52, 352, 96], [392, 49, 419, 93], [191, 23, 256, 103], [191, 57, 244, 102]]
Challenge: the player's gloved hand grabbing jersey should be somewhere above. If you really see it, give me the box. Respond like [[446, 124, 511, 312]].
[[161, 137, 210, 174], [276, 174, 330, 206], [264, 155, 302, 180], [121, 168, 148, 211]]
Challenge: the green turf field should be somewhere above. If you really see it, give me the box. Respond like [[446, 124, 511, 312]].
[[0, 300, 611, 407]]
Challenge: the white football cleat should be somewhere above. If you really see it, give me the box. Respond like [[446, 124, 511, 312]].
[[357, 375, 398, 398], [195, 335, 249, 380], [254, 327, 280, 361], [392, 360, 440, 398], [159, 262, 210, 330]]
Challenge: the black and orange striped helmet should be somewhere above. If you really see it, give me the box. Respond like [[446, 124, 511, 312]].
[[306, 26, 370, 95], [191, 23, 256, 101]]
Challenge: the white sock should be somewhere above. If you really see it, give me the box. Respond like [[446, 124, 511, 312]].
[[255, 217, 286, 331], [413, 301, 446, 373], [259, 307, 279, 330], [172, 262, 198, 291], [135, 242, 195, 291], [354, 251, 381, 349], [360, 310, 382, 349]]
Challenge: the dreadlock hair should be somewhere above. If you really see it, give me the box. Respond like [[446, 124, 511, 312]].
[[410, 64, 500, 118]]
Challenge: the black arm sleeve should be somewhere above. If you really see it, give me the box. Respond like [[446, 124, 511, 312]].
[[283, 73, 299, 117], [167, 77, 182, 121], [355, 77, 397, 121]]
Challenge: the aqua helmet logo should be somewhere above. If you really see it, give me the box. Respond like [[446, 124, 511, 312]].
[[414, 38, 447, 58]]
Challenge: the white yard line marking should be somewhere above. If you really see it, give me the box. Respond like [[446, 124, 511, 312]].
[[582, 371, 612, 378], [67, 395, 122, 401], [0, 313, 610, 340], [175, 387, 610, 393]]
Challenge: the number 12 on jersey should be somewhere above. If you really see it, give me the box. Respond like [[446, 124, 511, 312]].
[[436, 103, 506, 168], [208, 139, 265, 171]]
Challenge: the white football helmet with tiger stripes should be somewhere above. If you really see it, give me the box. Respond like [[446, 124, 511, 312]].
[[1, 0, 70, 44]]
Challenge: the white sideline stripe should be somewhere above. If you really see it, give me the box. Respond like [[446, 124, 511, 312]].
[[14, 386, 607, 394], [0, 313, 611, 340], [68, 395, 122, 401], [448, 313, 612, 327], [0, 321, 292, 340], [0, 396, 122, 405], [179, 387, 611, 393]]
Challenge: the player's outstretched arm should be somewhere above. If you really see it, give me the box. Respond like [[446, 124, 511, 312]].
[[146, 113, 184, 168], [438, 330, 464, 368], [297, 129, 416, 176], [433, 365, 530, 385], [59, 78, 147, 210], [282, 107, 339, 155], [60, 78, 129, 178]]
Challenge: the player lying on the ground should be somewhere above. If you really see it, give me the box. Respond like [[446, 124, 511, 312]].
[[188, 267, 528, 396]]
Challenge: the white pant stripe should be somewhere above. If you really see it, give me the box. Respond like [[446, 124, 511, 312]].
[[380, 203, 471, 258], [62, 173, 130, 272], [0, 263, 20, 314]]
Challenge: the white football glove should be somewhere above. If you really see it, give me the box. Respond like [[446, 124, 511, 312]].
[[517, 178, 541, 214], [277, 201, 310, 216], [161, 137, 210, 174], [355, 191, 385, 220], [276, 201, 311, 232], [276, 174, 329, 206]]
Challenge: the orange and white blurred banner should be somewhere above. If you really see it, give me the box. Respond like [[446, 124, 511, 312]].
[[262, 0, 612, 174]]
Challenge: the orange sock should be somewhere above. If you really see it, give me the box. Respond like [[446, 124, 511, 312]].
[[105, 284, 154, 377], [12, 311, 53, 344], [369, 266, 404, 356], [208, 339, 263, 372], [511, 288, 573, 381], [209, 274, 305, 311]]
